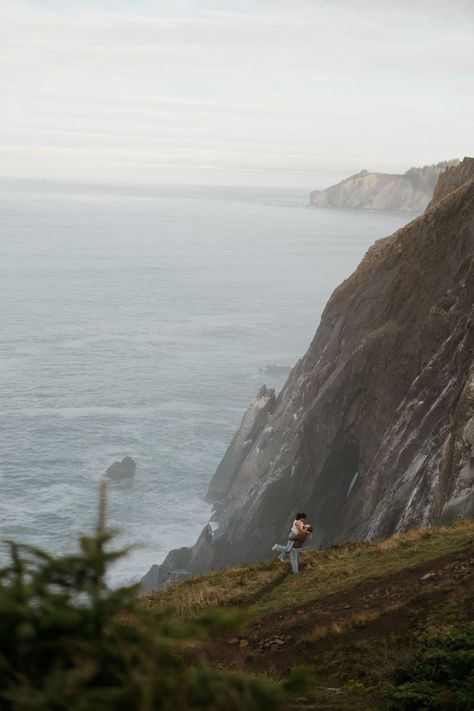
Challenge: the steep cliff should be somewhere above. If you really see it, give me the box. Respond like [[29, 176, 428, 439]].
[[143, 160, 474, 591], [310, 160, 458, 212]]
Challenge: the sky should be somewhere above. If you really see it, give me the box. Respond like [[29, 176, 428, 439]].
[[1, 0, 473, 188]]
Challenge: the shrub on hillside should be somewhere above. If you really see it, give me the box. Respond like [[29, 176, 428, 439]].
[[390, 625, 474, 710], [0, 490, 311, 710]]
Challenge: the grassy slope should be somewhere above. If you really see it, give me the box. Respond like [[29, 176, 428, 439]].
[[143, 522, 474, 709]]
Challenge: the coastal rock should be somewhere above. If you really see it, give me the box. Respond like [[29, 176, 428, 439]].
[[310, 160, 459, 212], [140, 564, 160, 593], [206, 385, 276, 503], [146, 159, 474, 591], [105, 456, 136, 480], [140, 564, 192, 593], [140, 545, 193, 592]]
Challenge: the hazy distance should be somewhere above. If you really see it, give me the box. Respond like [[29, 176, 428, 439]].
[[1, 0, 473, 189]]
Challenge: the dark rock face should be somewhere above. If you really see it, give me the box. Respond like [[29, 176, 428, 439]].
[[144, 160, 474, 591], [105, 456, 136, 480], [310, 160, 459, 212]]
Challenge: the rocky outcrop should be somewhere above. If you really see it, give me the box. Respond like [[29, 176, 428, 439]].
[[105, 456, 136, 480], [206, 385, 276, 503], [140, 564, 160, 593], [144, 159, 474, 591], [141, 565, 192, 593], [310, 160, 459, 212], [140, 526, 214, 591]]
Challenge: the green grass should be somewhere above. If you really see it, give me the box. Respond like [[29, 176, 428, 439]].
[[257, 523, 473, 615], [143, 521, 474, 710], [142, 560, 286, 620], [144, 521, 474, 621]]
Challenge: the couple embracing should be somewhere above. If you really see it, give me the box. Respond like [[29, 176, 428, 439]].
[[272, 512, 313, 574]]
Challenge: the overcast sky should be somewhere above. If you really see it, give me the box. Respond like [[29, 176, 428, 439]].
[[1, 0, 473, 188]]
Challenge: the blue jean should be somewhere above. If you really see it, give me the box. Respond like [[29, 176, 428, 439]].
[[274, 543, 299, 573]]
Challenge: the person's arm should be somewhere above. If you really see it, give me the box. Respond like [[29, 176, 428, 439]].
[[295, 520, 307, 533]]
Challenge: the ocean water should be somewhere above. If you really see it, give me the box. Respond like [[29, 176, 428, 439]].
[[0, 183, 412, 585]]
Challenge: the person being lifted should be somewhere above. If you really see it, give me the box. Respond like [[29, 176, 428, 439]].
[[272, 511, 312, 574]]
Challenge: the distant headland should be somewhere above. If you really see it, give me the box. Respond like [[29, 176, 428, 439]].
[[310, 160, 459, 212]]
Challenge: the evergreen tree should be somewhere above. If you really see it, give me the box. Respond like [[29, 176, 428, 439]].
[[0, 484, 310, 710]]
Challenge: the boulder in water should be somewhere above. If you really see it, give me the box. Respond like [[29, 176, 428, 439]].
[[105, 456, 136, 480]]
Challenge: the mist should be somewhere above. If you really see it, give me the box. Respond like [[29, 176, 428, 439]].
[[1, 0, 473, 188]]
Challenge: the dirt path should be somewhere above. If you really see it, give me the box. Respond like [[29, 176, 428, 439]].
[[203, 545, 474, 677]]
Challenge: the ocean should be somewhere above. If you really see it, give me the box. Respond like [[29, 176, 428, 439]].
[[0, 182, 412, 585]]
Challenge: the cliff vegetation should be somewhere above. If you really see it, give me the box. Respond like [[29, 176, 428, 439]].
[[1, 511, 472, 710], [145, 520, 474, 710]]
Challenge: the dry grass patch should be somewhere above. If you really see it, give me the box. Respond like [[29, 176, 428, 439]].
[[257, 520, 474, 617], [142, 562, 283, 620], [305, 610, 382, 643], [142, 520, 474, 626]]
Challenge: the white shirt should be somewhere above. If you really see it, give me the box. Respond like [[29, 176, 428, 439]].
[[291, 519, 301, 534]]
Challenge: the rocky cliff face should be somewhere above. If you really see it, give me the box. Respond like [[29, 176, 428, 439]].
[[310, 160, 459, 212], [142, 160, 474, 592]]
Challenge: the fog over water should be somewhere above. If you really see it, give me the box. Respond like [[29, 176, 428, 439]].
[[0, 184, 411, 585]]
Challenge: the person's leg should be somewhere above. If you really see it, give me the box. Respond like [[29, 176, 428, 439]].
[[290, 549, 299, 574], [272, 543, 289, 561]]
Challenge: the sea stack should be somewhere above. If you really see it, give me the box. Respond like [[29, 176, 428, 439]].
[[105, 456, 136, 480]]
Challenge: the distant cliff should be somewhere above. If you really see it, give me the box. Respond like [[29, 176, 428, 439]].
[[426, 157, 474, 210], [143, 158, 474, 592], [310, 160, 459, 212]]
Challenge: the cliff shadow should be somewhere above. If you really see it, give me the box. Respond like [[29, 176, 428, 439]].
[[309, 441, 361, 546]]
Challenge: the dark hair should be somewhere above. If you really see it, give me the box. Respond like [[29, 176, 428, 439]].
[[295, 512, 307, 520]]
